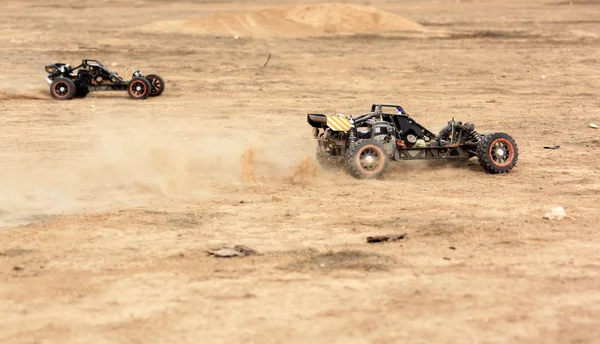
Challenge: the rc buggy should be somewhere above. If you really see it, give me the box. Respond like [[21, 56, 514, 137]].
[[308, 104, 519, 179], [45, 59, 165, 100]]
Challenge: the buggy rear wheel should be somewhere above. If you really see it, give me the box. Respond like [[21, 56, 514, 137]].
[[75, 83, 89, 98], [50, 77, 76, 100], [146, 74, 165, 97], [476, 132, 518, 174], [127, 77, 151, 100], [346, 139, 389, 179], [316, 148, 343, 170]]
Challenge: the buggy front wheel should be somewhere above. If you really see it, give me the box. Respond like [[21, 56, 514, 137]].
[[476, 132, 519, 174], [146, 74, 165, 97], [127, 77, 151, 100]]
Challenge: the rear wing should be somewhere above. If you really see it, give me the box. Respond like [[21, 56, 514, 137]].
[[307, 113, 327, 128], [307, 113, 353, 132]]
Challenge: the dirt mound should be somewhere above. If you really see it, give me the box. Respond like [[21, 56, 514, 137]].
[[144, 3, 424, 37]]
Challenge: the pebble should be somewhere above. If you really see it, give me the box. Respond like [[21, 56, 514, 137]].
[[207, 245, 258, 258], [207, 248, 242, 258], [543, 206, 567, 221]]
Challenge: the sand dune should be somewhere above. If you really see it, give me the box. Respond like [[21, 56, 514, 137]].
[[142, 3, 424, 37]]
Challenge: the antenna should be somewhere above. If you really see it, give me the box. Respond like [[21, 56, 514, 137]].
[[451, 118, 455, 144]]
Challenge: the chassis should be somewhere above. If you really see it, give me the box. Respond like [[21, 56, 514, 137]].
[[308, 104, 519, 179], [45, 59, 165, 100]]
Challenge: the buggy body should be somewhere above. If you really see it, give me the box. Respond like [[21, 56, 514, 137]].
[[308, 104, 518, 179], [45, 59, 165, 100]]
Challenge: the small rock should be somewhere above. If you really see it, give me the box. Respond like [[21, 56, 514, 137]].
[[13, 266, 24, 271], [233, 35, 240, 40], [543, 206, 567, 221], [443, 257, 451, 261], [590, 123, 598, 129], [541, 75, 547, 79], [207, 248, 242, 258], [449, 246, 456, 250], [111, 62, 118, 67], [234, 245, 257, 256], [207, 245, 258, 258], [366, 233, 407, 243]]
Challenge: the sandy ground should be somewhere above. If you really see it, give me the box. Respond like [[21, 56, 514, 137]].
[[1, 0, 600, 343]]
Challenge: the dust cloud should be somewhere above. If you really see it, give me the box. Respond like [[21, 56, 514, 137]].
[[0, 118, 316, 227]]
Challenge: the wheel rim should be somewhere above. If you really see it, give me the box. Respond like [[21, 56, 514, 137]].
[[148, 76, 162, 95], [489, 138, 514, 167], [53, 82, 70, 98], [357, 145, 384, 174], [129, 81, 147, 97]]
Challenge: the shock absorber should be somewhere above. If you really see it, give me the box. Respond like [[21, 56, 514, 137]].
[[347, 116, 357, 145], [348, 127, 357, 145], [461, 122, 482, 141]]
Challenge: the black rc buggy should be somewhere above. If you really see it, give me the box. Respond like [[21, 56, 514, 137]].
[[45, 59, 164, 100], [308, 104, 519, 179]]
